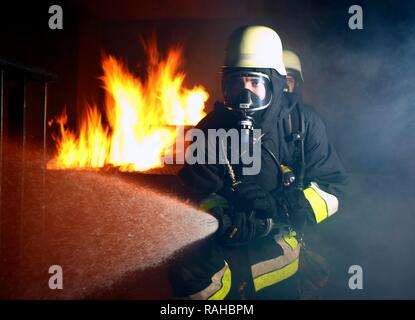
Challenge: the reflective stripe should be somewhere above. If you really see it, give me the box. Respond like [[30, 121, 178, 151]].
[[208, 265, 231, 300], [303, 182, 338, 224], [189, 262, 231, 300], [309, 182, 339, 217], [252, 232, 300, 292], [303, 187, 328, 223], [199, 193, 229, 211], [283, 232, 298, 249], [253, 258, 299, 292]]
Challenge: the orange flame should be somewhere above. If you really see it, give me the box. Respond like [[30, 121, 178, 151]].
[[48, 39, 208, 171]]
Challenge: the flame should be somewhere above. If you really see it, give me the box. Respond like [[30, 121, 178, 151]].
[[48, 39, 208, 171]]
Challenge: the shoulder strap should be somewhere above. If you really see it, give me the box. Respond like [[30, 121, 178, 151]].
[[284, 103, 306, 190]]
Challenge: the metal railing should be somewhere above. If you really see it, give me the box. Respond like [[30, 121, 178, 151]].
[[0, 57, 57, 263]]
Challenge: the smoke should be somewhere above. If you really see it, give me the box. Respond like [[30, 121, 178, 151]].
[[296, 3, 415, 299], [0, 143, 218, 299], [95, 3, 415, 298], [299, 3, 415, 178], [2, 0, 414, 299]]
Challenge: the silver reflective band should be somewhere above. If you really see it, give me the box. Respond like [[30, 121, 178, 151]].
[[309, 182, 339, 217], [251, 231, 300, 291], [189, 261, 231, 300], [251, 233, 300, 279]]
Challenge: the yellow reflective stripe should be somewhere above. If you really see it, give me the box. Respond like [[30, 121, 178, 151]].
[[309, 182, 339, 217], [208, 265, 231, 300], [251, 232, 300, 279], [254, 258, 299, 292], [199, 195, 229, 212], [303, 187, 328, 223], [200, 200, 229, 211], [283, 233, 298, 249], [189, 262, 231, 300]]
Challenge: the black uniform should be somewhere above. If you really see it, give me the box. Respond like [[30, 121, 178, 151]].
[[170, 86, 348, 299]]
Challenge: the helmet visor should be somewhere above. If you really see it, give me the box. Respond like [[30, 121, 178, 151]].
[[223, 71, 272, 112]]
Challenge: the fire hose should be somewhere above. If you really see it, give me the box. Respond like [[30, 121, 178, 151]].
[[216, 138, 300, 241], [215, 122, 308, 240]]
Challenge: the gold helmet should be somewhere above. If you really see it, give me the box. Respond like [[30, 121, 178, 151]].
[[283, 50, 303, 80], [223, 26, 286, 76]]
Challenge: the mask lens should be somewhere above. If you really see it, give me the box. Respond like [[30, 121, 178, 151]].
[[223, 72, 272, 111]]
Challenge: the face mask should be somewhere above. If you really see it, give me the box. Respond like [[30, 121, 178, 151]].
[[222, 71, 273, 142], [222, 71, 273, 113], [285, 69, 303, 95]]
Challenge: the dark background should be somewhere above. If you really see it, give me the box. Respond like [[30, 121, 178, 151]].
[[1, 0, 414, 175], [1, 0, 415, 299]]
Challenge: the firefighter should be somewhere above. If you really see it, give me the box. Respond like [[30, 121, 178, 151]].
[[282, 49, 333, 298], [283, 50, 303, 94], [169, 25, 347, 300]]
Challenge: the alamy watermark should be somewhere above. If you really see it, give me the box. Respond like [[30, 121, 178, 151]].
[[348, 5, 363, 30], [162, 127, 262, 176], [48, 265, 63, 290], [348, 265, 363, 290], [49, 5, 63, 30]]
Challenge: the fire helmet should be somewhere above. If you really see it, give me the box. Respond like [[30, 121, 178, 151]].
[[283, 50, 303, 80], [222, 26, 286, 115], [223, 25, 286, 75]]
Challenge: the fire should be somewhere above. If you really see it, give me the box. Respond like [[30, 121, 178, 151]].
[[48, 39, 208, 171]]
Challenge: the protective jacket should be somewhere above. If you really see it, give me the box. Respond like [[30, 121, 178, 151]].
[[171, 91, 347, 300]]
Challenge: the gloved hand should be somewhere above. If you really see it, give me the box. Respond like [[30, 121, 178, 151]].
[[199, 193, 257, 245], [233, 182, 277, 219], [272, 185, 313, 229], [219, 209, 257, 245]]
